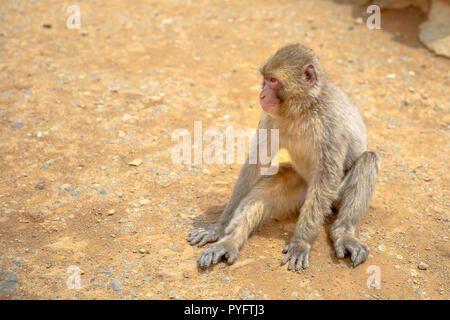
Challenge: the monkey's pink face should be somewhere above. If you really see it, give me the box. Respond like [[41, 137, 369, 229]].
[[259, 76, 281, 113]]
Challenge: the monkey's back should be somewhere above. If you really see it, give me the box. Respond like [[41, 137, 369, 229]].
[[327, 82, 368, 171]]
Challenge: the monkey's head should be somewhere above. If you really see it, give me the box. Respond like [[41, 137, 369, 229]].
[[259, 44, 325, 116]]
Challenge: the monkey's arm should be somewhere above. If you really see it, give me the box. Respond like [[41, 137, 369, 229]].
[[282, 144, 345, 270], [188, 114, 275, 247], [217, 114, 276, 224]]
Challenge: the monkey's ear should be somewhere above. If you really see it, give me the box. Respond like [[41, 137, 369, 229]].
[[304, 65, 317, 86]]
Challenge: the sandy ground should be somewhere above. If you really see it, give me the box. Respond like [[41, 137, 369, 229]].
[[0, 0, 448, 300]]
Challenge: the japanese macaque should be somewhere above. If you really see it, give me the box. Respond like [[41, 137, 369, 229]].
[[187, 44, 380, 270]]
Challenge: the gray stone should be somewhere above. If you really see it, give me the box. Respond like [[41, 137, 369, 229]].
[[108, 279, 122, 291], [98, 268, 113, 276], [0, 271, 18, 295], [11, 122, 24, 129]]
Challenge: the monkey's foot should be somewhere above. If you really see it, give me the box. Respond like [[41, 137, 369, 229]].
[[334, 235, 369, 267], [281, 239, 311, 271], [198, 241, 238, 267], [187, 224, 223, 247]]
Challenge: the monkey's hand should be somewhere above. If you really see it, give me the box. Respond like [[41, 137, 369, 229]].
[[198, 240, 238, 267], [334, 234, 369, 267], [281, 239, 311, 271], [187, 224, 223, 248]]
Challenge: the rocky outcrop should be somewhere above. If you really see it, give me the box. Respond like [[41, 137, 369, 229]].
[[419, 0, 450, 57]]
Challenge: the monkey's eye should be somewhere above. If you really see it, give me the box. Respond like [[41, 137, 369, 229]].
[[266, 77, 278, 84]]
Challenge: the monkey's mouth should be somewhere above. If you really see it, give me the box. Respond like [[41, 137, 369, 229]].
[[260, 95, 281, 113], [260, 102, 278, 113]]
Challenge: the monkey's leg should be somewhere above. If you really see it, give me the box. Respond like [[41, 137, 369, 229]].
[[198, 164, 306, 267], [187, 163, 262, 248], [331, 151, 380, 267], [188, 116, 276, 247]]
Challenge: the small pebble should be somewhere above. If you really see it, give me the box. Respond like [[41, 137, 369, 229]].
[[11, 122, 24, 129], [129, 158, 143, 166], [34, 180, 45, 190], [354, 17, 363, 25], [418, 262, 428, 270], [109, 279, 122, 291], [0, 271, 18, 295]]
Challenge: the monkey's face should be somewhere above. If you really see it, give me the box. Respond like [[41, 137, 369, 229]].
[[259, 66, 316, 116], [259, 45, 320, 116], [259, 76, 282, 114]]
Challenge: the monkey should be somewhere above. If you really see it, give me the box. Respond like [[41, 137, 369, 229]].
[[187, 43, 380, 270]]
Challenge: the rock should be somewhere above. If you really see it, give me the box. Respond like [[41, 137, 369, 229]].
[[419, 0, 450, 58], [418, 261, 429, 270], [107, 209, 115, 215], [148, 96, 164, 103], [122, 114, 133, 121], [119, 218, 127, 224], [139, 248, 149, 254], [11, 121, 24, 129], [108, 279, 122, 291], [34, 180, 45, 190], [97, 268, 112, 277], [354, 17, 363, 25], [139, 199, 150, 205], [0, 271, 18, 295], [129, 158, 143, 166], [143, 274, 152, 281]]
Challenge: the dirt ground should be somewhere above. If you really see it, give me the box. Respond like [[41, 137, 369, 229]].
[[0, 0, 448, 300]]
